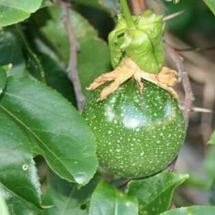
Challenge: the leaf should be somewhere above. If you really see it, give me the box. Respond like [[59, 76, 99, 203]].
[[39, 53, 76, 105], [0, 194, 9, 215], [89, 181, 139, 215], [31, 7, 111, 96], [0, 184, 41, 215], [0, 77, 98, 210], [160, 206, 215, 215], [0, 110, 42, 208], [128, 172, 189, 215], [70, 0, 120, 16], [15, 25, 46, 82], [209, 179, 215, 205], [0, 30, 26, 77], [208, 130, 215, 144], [0, 67, 7, 95], [41, 173, 101, 215], [0, 0, 43, 27], [204, 146, 215, 178], [203, 146, 215, 202], [203, 0, 215, 16]]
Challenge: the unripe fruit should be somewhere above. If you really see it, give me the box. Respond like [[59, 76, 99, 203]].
[[83, 80, 186, 178]]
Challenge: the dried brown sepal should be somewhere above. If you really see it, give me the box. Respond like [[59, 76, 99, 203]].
[[87, 58, 179, 101]]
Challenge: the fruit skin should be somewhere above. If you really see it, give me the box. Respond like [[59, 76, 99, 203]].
[[83, 80, 186, 178]]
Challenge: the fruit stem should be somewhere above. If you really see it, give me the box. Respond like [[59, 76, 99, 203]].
[[120, 0, 135, 28]]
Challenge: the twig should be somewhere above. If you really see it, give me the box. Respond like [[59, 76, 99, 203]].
[[163, 11, 184, 21], [164, 43, 194, 125], [58, 0, 85, 112], [175, 46, 215, 52]]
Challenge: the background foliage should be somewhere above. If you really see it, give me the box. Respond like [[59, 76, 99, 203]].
[[0, 0, 215, 214]]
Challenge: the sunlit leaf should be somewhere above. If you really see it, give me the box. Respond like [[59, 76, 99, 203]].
[[203, 0, 215, 15], [0, 194, 9, 215], [0, 0, 43, 27], [89, 181, 139, 215], [208, 130, 215, 145], [128, 172, 189, 215], [160, 206, 215, 215]]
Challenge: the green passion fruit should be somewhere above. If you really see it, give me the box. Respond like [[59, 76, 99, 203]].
[[83, 80, 186, 178]]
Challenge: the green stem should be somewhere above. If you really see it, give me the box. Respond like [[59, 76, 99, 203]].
[[120, 0, 135, 28]]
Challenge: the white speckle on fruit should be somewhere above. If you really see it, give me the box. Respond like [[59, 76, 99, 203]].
[[123, 117, 140, 129], [105, 106, 116, 121]]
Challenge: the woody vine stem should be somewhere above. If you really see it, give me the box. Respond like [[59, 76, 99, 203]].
[[58, 0, 85, 112]]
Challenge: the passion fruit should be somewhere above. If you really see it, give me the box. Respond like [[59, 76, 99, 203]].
[[83, 80, 186, 178]]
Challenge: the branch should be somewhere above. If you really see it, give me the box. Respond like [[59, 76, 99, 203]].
[[164, 43, 194, 125], [58, 0, 85, 112]]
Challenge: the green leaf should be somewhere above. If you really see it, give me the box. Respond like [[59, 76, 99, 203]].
[[89, 181, 139, 215], [128, 172, 189, 215], [39, 53, 76, 105], [0, 30, 26, 77], [14, 25, 46, 82], [41, 173, 101, 215], [208, 130, 215, 144], [209, 179, 215, 205], [0, 195, 9, 215], [0, 76, 97, 210], [204, 146, 215, 178], [0, 67, 7, 95], [160, 206, 215, 215], [31, 7, 111, 96], [203, 146, 215, 193], [0, 0, 43, 27], [203, 0, 215, 16], [0, 184, 41, 215], [0, 112, 42, 208], [70, 0, 120, 15]]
